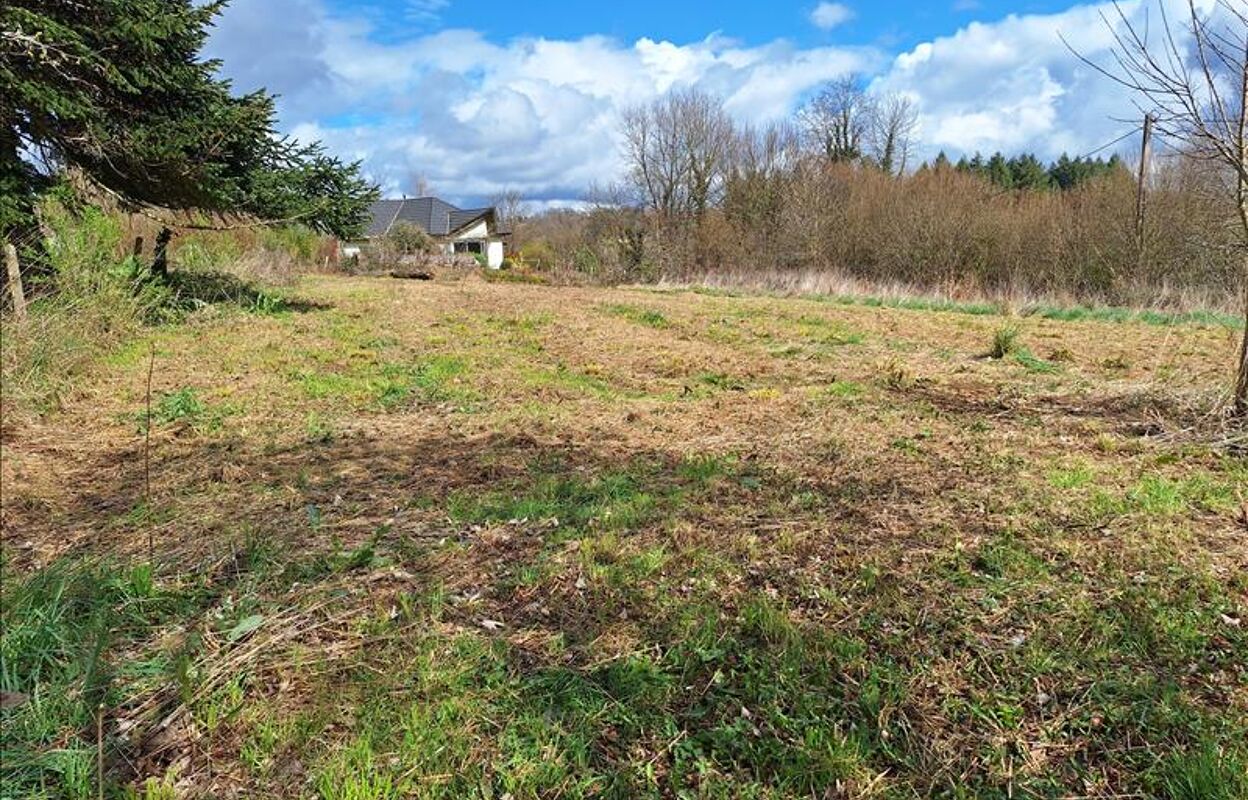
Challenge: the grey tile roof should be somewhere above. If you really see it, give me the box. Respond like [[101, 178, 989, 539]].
[[363, 197, 494, 239], [364, 199, 403, 238]]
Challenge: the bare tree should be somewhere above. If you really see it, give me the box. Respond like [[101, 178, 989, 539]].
[[620, 88, 736, 219], [797, 75, 872, 163], [724, 122, 801, 266], [679, 90, 737, 218], [1077, 0, 1248, 414], [867, 94, 919, 176], [622, 97, 681, 217], [491, 189, 528, 226]]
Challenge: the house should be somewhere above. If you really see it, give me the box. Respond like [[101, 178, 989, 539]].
[[344, 196, 508, 268]]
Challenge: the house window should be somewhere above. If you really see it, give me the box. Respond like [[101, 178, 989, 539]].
[[454, 241, 483, 254]]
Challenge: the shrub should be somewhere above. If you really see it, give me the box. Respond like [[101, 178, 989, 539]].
[[386, 222, 434, 256], [990, 326, 1020, 359]]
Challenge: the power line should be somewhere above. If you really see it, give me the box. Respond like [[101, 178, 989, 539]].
[[1079, 125, 1143, 160]]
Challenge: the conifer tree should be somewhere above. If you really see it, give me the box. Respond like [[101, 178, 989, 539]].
[[1, 0, 377, 248]]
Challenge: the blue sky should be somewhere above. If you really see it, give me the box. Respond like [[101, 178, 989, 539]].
[[340, 0, 1078, 51], [206, 0, 1209, 206]]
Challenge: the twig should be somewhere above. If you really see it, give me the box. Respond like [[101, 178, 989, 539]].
[[145, 342, 155, 562], [96, 703, 105, 800]]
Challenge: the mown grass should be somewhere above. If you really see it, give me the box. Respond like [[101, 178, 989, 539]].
[[599, 303, 670, 329], [712, 287, 1244, 329], [5, 271, 1246, 799]]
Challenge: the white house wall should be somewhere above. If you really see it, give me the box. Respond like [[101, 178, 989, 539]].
[[486, 241, 504, 269]]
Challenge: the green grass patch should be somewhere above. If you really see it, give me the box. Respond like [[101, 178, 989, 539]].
[[1013, 347, 1060, 374], [293, 355, 476, 411], [521, 362, 620, 399], [0, 559, 208, 799], [130, 387, 235, 434], [447, 469, 657, 532], [600, 303, 670, 329], [822, 380, 865, 400]]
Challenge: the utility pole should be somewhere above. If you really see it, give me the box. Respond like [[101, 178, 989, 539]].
[[1135, 114, 1154, 261]]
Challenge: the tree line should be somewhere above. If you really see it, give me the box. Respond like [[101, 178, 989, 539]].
[[931, 152, 1126, 191], [511, 76, 1235, 308]]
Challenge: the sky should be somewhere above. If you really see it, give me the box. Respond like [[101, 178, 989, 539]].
[[204, 0, 1216, 207]]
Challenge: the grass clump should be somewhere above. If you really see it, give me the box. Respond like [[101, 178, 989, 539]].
[[600, 303, 669, 329], [989, 325, 1020, 359], [1158, 745, 1248, 800]]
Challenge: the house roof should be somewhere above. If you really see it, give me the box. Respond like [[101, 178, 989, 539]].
[[364, 197, 495, 239], [364, 199, 404, 238]]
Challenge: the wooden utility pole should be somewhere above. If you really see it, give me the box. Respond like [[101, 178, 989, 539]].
[[4, 240, 26, 320], [1135, 114, 1154, 260], [1235, 58, 1248, 417]]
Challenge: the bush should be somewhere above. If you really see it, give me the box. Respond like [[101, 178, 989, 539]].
[[506, 158, 1241, 310], [386, 222, 435, 256]]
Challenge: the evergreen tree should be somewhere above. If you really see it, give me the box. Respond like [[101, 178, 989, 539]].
[[1008, 154, 1051, 191], [1, 1, 378, 246], [986, 153, 1012, 189]]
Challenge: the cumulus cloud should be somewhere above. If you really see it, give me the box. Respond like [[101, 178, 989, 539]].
[[206, 0, 1211, 204], [871, 0, 1217, 160], [810, 3, 855, 30], [207, 0, 875, 204]]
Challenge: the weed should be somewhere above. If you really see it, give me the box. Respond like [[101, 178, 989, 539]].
[[990, 325, 1020, 359], [155, 387, 204, 424], [878, 358, 913, 389], [1048, 347, 1076, 363], [695, 371, 744, 391]]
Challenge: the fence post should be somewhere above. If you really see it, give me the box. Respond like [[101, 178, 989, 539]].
[[4, 240, 26, 320]]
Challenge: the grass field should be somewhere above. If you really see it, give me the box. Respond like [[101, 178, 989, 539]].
[[2, 274, 1246, 799]]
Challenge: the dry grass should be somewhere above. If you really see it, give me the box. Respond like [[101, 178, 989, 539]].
[[2, 274, 1246, 799]]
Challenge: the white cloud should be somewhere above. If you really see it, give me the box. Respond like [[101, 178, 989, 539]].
[[206, 0, 1218, 203], [207, 0, 875, 204], [810, 3, 855, 30], [872, 0, 1218, 161]]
